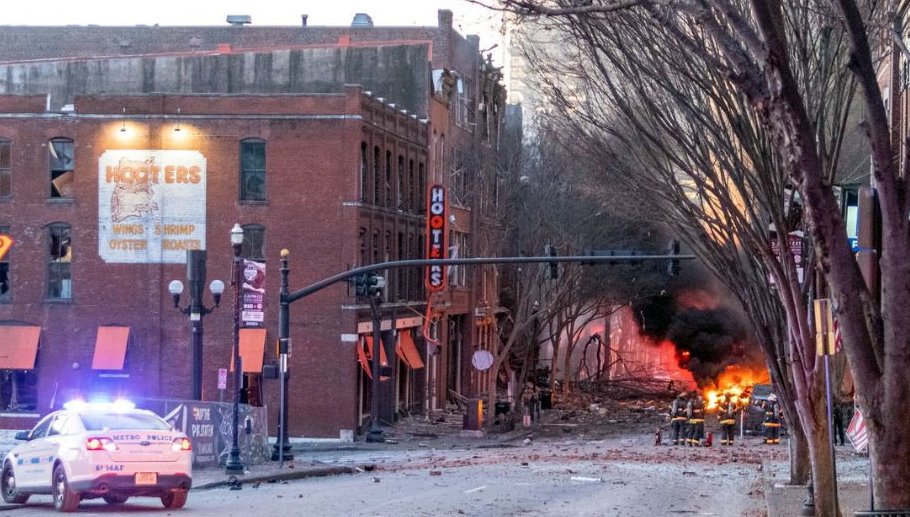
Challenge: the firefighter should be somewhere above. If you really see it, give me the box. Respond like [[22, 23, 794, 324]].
[[686, 391, 706, 446], [762, 393, 783, 444], [670, 392, 688, 445], [718, 393, 737, 445]]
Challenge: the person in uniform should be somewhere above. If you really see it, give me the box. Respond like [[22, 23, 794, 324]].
[[762, 393, 783, 444], [670, 392, 688, 445], [718, 393, 738, 445], [686, 391, 706, 446]]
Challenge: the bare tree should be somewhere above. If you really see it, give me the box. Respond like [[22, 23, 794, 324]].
[[471, 0, 909, 511]]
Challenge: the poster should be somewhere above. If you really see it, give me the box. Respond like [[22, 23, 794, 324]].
[[98, 150, 206, 263], [241, 259, 266, 326]]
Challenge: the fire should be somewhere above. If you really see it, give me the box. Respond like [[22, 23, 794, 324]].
[[702, 365, 770, 410]]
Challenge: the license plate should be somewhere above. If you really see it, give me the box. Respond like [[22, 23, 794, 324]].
[[135, 472, 158, 485]]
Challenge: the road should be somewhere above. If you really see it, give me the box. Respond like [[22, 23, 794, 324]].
[[0, 436, 768, 516]]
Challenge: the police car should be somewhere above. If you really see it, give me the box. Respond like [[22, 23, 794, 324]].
[[1, 400, 192, 512]]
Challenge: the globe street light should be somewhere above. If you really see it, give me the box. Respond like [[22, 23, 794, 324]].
[[168, 249, 224, 401], [225, 223, 245, 475]]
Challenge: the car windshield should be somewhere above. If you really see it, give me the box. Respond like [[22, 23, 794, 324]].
[[78, 412, 171, 431]]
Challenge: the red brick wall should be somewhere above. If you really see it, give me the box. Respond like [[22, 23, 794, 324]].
[[0, 88, 429, 437]]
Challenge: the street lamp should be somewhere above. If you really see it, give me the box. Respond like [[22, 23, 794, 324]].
[[225, 223, 245, 475], [363, 273, 387, 443], [168, 250, 224, 401]]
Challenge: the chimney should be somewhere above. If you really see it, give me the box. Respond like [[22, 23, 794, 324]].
[[226, 15, 252, 26], [438, 10, 453, 29], [351, 13, 373, 28], [301, 14, 308, 27]]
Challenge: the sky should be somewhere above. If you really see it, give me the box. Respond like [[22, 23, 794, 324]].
[[2, 1, 504, 53]]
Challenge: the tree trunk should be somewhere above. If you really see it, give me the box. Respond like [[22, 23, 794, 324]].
[[788, 418, 811, 485], [868, 398, 910, 509], [801, 374, 840, 517]]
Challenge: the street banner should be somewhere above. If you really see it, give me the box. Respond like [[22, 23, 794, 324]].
[[813, 298, 837, 356], [98, 150, 206, 263], [241, 259, 266, 326], [846, 408, 868, 453]]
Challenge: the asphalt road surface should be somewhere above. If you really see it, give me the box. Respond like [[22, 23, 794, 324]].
[[0, 437, 767, 516]]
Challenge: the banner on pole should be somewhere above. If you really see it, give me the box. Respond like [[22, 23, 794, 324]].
[[846, 408, 868, 453]]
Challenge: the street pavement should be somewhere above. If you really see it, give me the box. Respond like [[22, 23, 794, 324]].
[[0, 428, 880, 516]]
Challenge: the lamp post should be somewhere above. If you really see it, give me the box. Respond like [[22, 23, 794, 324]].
[[168, 250, 224, 401], [364, 274, 387, 443], [271, 249, 293, 464], [225, 223, 245, 475]]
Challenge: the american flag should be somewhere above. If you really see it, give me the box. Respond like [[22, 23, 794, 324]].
[[833, 316, 843, 353], [846, 408, 868, 452]]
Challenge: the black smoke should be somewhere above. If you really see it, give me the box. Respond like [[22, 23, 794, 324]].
[[633, 294, 764, 387]]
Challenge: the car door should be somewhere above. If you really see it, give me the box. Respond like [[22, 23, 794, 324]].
[[15, 414, 53, 488], [34, 414, 70, 485]]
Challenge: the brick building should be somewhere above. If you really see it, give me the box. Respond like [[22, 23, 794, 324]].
[[0, 11, 508, 438]]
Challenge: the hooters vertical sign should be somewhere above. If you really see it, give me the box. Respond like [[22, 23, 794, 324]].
[[425, 185, 448, 291]]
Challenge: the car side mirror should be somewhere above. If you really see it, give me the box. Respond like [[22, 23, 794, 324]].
[[14, 431, 30, 441]]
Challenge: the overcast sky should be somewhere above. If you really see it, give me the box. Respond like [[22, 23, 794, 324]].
[[2, 1, 503, 50]]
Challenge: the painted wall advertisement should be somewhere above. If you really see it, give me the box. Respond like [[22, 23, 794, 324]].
[[98, 150, 206, 263], [241, 259, 266, 326]]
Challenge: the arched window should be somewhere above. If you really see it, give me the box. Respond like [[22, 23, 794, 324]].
[[240, 139, 266, 201], [360, 142, 369, 203], [373, 146, 381, 206]]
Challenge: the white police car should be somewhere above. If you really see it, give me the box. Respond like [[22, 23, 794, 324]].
[[1, 400, 192, 512]]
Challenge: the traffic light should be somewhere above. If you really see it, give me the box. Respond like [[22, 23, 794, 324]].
[[545, 244, 558, 280], [352, 273, 386, 297], [667, 239, 681, 276]]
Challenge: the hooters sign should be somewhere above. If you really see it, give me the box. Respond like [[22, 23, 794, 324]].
[[425, 185, 448, 291]]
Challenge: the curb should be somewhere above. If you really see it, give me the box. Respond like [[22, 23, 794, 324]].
[[192, 465, 360, 491]]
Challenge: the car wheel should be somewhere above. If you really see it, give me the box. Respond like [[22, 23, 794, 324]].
[[103, 493, 128, 504], [1, 463, 29, 504], [52, 465, 80, 512], [161, 489, 188, 509]]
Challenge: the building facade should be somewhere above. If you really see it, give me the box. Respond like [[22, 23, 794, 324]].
[[0, 11, 508, 438]]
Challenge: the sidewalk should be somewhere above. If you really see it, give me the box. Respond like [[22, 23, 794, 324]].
[[762, 446, 876, 517]]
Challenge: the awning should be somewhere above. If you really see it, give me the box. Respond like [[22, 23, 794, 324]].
[[92, 326, 130, 370], [396, 331, 424, 369], [232, 328, 266, 373], [0, 326, 40, 370], [363, 336, 389, 367], [357, 339, 373, 379]]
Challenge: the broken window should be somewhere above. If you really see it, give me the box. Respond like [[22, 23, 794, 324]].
[[0, 225, 9, 302], [240, 224, 265, 260], [240, 139, 266, 201], [397, 155, 405, 210], [47, 223, 72, 300], [48, 138, 74, 199], [0, 368, 38, 413], [0, 140, 10, 199], [385, 150, 392, 207], [373, 146, 381, 206]]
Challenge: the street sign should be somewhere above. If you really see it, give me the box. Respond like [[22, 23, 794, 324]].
[[0, 234, 13, 261], [217, 368, 228, 390]]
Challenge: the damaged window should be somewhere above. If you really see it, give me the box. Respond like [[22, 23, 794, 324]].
[[0, 140, 10, 199], [47, 224, 72, 300], [360, 142, 369, 203], [240, 139, 266, 201], [240, 224, 265, 260], [0, 225, 9, 302], [48, 138, 74, 199]]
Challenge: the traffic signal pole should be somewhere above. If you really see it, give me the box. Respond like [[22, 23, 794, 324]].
[[275, 253, 695, 444]]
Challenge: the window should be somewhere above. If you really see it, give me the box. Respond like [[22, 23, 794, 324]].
[[418, 163, 426, 215], [240, 224, 265, 260], [48, 414, 69, 436], [0, 225, 9, 302], [28, 414, 54, 439], [359, 227, 367, 266], [408, 159, 415, 212], [360, 142, 369, 203], [48, 138, 74, 199], [373, 146, 381, 205], [397, 155, 405, 210], [0, 140, 10, 199], [240, 139, 266, 201], [385, 151, 392, 207], [47, 224, 72, 300], [0, 369, 37, 412]]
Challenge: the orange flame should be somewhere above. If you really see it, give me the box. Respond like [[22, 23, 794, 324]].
[[702, 365, 770, 410]]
